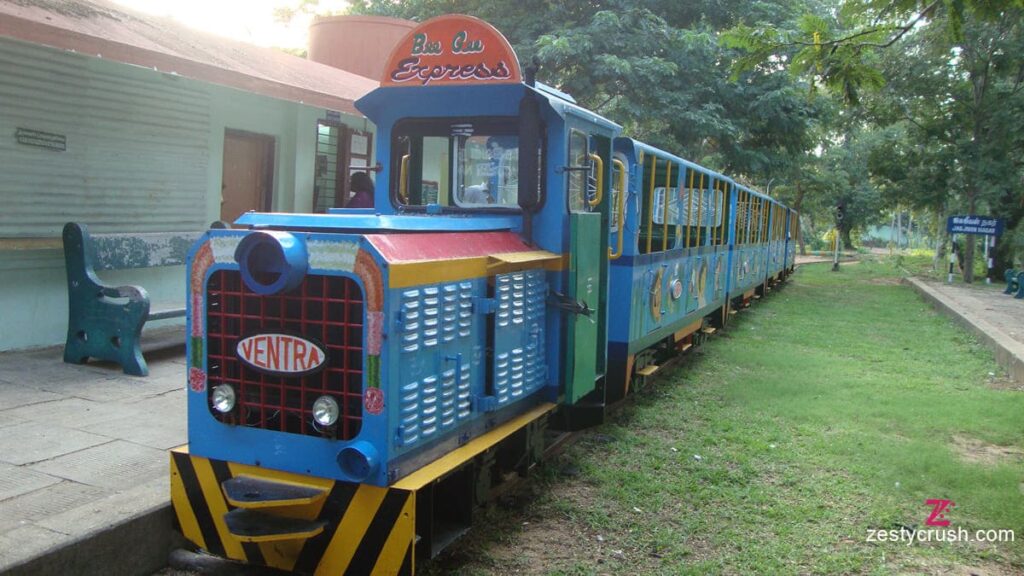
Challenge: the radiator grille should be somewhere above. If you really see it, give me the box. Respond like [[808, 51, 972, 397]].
[[205, 270, 363, 439]]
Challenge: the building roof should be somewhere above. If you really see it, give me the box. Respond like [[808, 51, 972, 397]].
[[0, 0, 378, 115]]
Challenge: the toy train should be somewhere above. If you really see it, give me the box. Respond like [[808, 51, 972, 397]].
[[170, 14, 799, 575]]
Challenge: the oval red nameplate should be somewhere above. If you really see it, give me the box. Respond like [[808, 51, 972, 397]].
[[236, 333, 327, 376]]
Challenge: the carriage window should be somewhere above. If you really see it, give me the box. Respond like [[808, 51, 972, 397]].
[[652, 187, 679, 225], [391, 119, 523, 210], [567, 130, 589, 212], [715, 181, 730, 245], [680, 185, 722, 243]]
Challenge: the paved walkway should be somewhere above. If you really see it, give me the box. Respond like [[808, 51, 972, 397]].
[[0, 327, 186, 576], [794, 253, 858, 266], [903, 277, 1024, 384]]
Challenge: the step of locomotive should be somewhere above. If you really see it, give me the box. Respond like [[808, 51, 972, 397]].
[[224, 508, 327, 543], [636, 364, 659, 377], [222, 475, 328, 509]]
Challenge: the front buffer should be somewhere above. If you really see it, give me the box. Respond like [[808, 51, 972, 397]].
[[171, 403, 554, 575]]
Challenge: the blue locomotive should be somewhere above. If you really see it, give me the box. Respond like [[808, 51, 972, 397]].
[[170, 14, 798, 575]]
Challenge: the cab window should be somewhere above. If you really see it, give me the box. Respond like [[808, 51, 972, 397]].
[[391, 119, 524, 210], [567, 130, 590, 213]]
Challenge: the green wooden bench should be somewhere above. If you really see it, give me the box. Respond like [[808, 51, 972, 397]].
[[62, 222, 211, 376], [1004, 268, 1024, 299]]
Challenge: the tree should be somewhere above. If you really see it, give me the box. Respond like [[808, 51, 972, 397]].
[[862, 9, 1024, 280], [346, 0, 830, 188]]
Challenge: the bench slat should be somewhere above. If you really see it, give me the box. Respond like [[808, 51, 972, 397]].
[[149, 308, 187, 321]]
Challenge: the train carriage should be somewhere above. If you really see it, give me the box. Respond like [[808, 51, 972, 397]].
[[169, 14, 798, 575], [605, 139, 734, 402]]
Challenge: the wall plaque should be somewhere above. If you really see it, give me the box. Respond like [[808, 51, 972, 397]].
[[16, 128, 66, 152]]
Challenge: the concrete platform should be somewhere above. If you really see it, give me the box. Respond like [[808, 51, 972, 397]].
[[904, 277, 1024, 384], [0, 328, 186, 576]]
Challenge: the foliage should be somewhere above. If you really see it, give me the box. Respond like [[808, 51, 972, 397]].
[[724, 0, 1024, 278], [346, 0, 829, 184], [865, 9, 1024, 279], [722, 0, 1024, 104]]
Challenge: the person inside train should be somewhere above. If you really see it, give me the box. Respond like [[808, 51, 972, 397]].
[[347, 171, 374, 208], [461, 136, 514, 205]]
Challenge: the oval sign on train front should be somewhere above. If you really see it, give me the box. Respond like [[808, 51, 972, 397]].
[[236, 333, 327, 377]]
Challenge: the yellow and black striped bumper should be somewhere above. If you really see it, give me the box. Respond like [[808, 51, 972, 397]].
[[170, 448, 414, 575], [170, 403, 556, 575]]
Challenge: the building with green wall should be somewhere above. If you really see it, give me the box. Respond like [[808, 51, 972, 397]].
[[0, 0, 379, 352]]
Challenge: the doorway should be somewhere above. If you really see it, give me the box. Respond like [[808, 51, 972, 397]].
[[221, 129, 275, 223]]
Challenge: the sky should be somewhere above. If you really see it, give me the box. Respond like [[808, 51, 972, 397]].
[[113, 0, 350, 49]]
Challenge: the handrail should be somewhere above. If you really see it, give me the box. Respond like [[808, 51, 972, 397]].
[[746, 195, 752, 245], [714, 181, 722, 245], [609, 158, 627, 260], [750, 195, 759, 244], [588, 153, 604, 208], [711, 181, 719, 246], [399, 154, 410, 204], [762, 199, 768, 242], [685, 168, 695, 249], [719, 182, 727, 245], [646, 154, 656, 254], [753, 198, 761, 242], [753, 196, 761, 241], [662, 160, 672, 251], [696, 172, 705, 248]]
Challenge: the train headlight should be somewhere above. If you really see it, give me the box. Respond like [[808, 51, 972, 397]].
[[211, 385, 236, 413], [313, 395, 340, 427]]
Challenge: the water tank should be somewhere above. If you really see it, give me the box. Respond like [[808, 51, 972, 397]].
[[308, 15, 416, 80]]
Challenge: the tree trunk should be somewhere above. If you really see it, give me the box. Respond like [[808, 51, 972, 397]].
[[933, 209, 946, 271], [964, 193, 977, 283], [889, 211, 896, 253], [896, 210, 903, 249], [792, 182, 807, 256], [841, 225, 854, 251]]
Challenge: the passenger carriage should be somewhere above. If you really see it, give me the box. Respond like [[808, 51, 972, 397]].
[[605, 139, 734, 401]]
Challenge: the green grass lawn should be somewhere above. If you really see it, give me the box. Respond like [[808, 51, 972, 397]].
[[428, 258, 1024, 576]]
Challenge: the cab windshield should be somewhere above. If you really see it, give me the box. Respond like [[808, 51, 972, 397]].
[[391, 119, 524, 210]]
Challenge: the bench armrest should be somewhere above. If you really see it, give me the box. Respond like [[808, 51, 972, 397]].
[[99, 284, 148, 302]]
